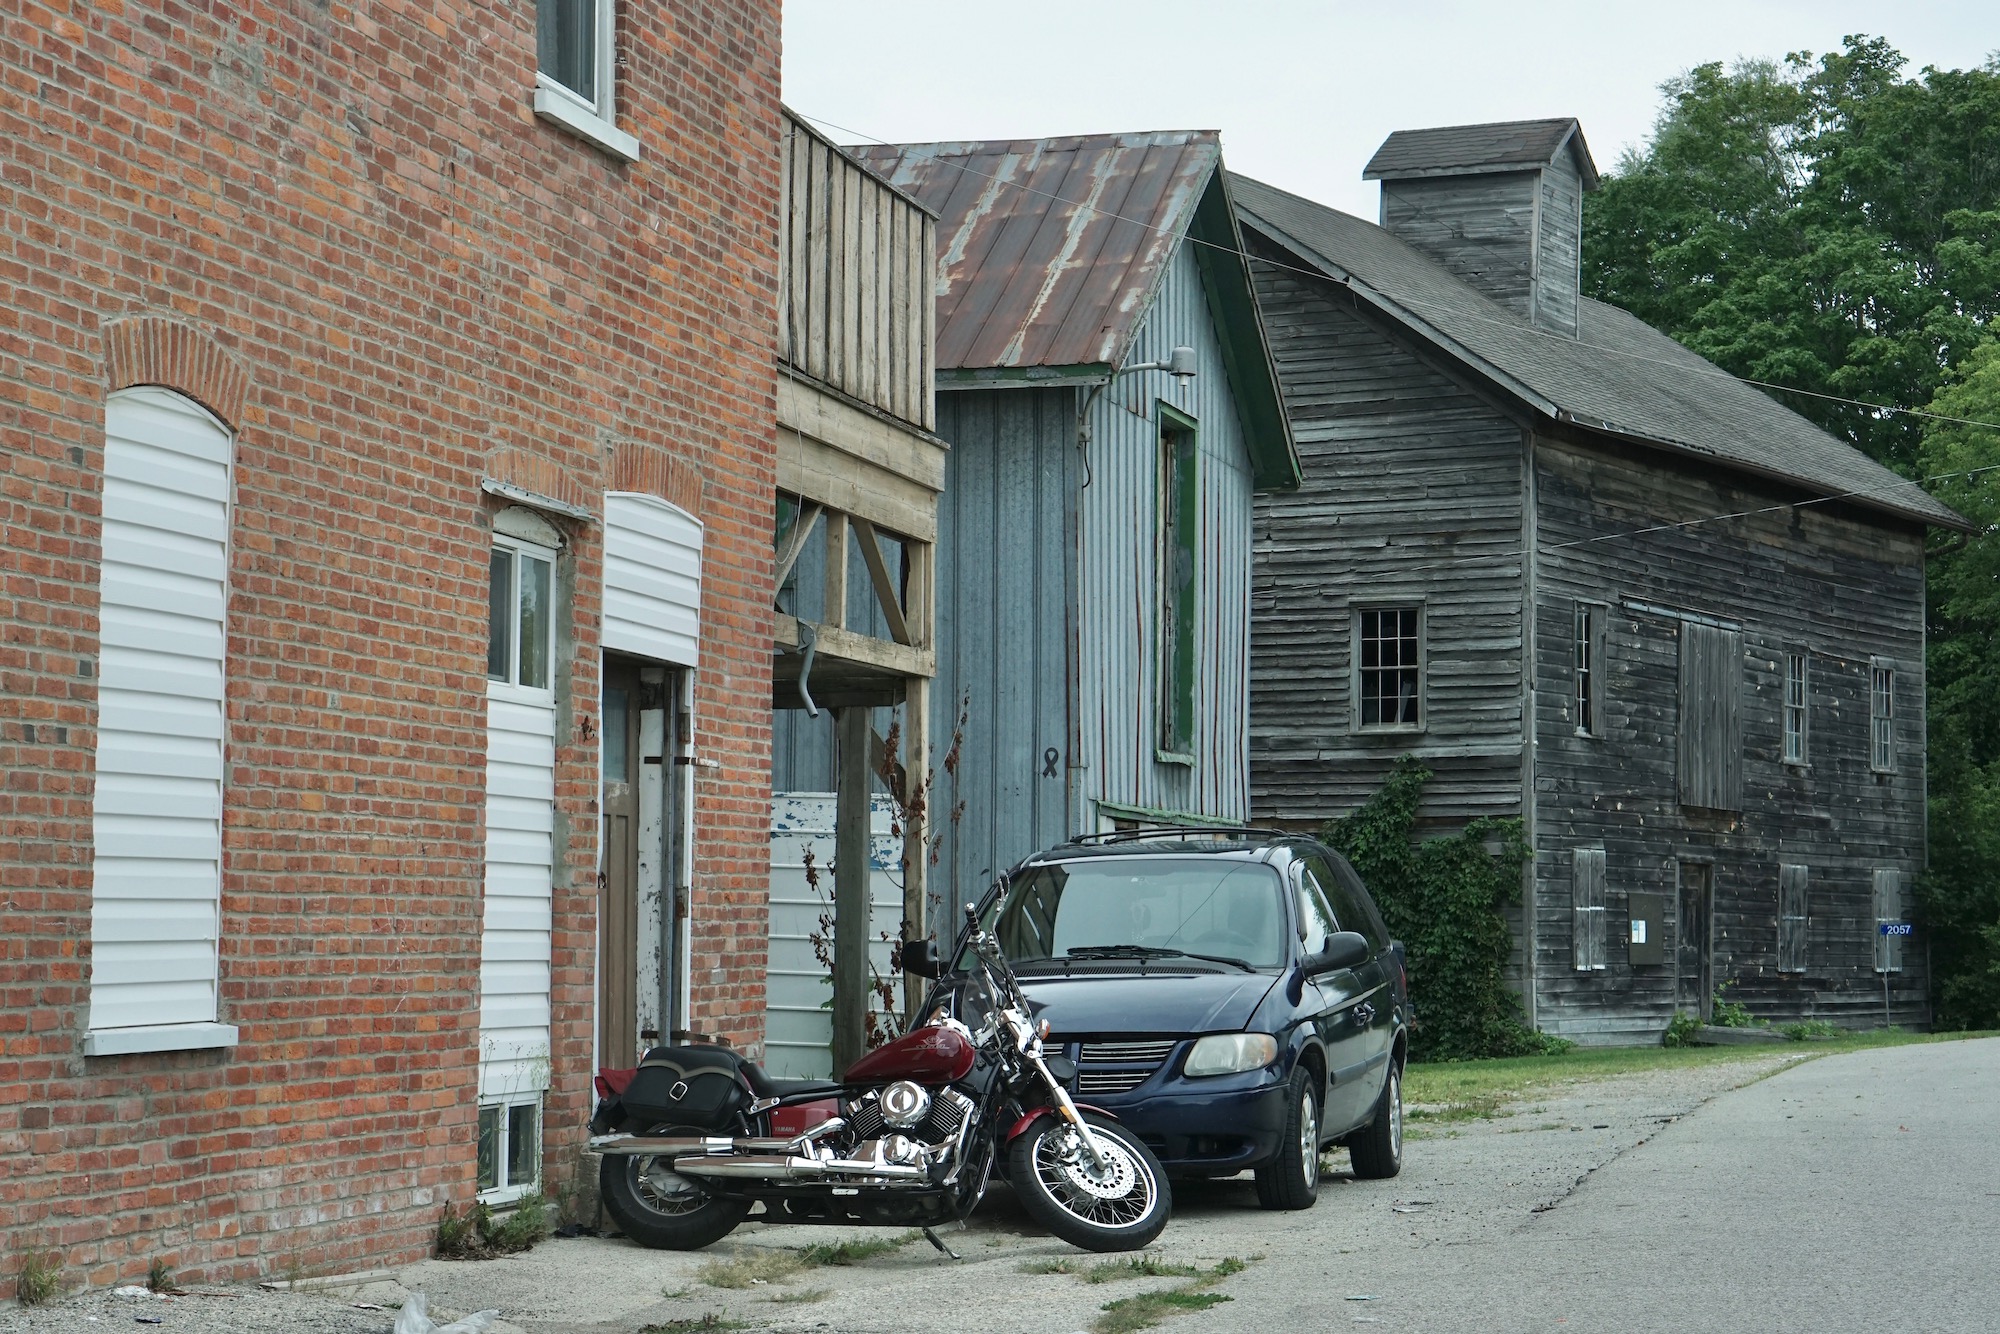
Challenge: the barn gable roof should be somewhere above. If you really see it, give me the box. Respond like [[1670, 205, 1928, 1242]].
[[1230, 172, 1966, 531], [848, 131, 1298, 490]]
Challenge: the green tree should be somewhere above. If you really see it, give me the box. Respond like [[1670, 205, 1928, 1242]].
[[1583, 39, 2000, 1027]]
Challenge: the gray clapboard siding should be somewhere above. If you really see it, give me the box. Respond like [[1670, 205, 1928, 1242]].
[[1378, 171, 1540, 318], [1247, 236, 1526, 828], [1534, 154, 1583, 337], [1530, 434, 1929, 1038]]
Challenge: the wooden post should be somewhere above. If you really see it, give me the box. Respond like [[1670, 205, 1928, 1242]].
[[902, 538, 935, 1018], [823, 511, 849, 631], [832, 705, 870, 1076]]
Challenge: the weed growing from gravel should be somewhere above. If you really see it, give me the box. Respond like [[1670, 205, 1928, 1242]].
[[15, 1252, 61, 1307], [1081, 1256, 1203, 1284], [1087, 1257, 1253, 1334], [796, 1231, 922, 1266], [766, 1287, 831, 1304], [1021, 1258, 1076, 1275], [435, 1194, 553, 1260], [699, 1231, 924, 1289], [640, 1316, 748, 1333], [144, 1258, 177, 1293]]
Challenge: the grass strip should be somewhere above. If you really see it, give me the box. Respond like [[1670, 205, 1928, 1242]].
[[1088, 1257, 1252, 1334], [640, 1317, 749, 1333], [697, 1229, 925, 1289]]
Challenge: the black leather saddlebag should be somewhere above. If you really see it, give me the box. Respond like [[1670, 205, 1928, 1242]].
[[619, 1045, 751, 1132]]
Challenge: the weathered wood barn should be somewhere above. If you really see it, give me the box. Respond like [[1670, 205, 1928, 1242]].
[[1233, 119, 1970, 1042], [775, 130, 1298, 928]]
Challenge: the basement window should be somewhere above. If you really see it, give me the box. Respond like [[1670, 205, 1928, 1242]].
[[1354, 605, 1423, 731], [534, 0, 640, 161], [478, 1095, 543, 1202]]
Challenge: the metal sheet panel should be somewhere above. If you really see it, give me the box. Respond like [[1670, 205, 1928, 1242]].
[[603, 492, 703, 667], [1079, 241, 1253, 826], [88, 388, 231, 1035], [849, 132, 1219, 373]]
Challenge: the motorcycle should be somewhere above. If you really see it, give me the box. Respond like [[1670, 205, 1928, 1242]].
[[586, 899, 1172, 1253]]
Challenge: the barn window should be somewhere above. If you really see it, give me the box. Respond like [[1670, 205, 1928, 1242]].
[[1783, 651, 1809, 765], [1869, 660, 1896, 773], [1677, 621, 1742, 811], [84, 388, 239, 1057], [1777, 863, 1808, 974], [1355, 605, 1423, 730], [1155, 405, 1199, 762], [1571, 847, 1607, 971], [1872, 868, 1904, 973], [477, 1094, 543, 1201], [1574, 601, 1606, 737], [533, 0, 640, 160], [489, 537, 556, 692]]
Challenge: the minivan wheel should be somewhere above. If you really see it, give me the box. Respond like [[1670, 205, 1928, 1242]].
[[1347, 1061, 1403, 1180], [1254, 1065, 1321, 1210]]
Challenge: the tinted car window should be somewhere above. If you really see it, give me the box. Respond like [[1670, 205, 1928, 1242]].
[[1311, 852, 1390, 950], [993, 857, 1291, 968], [1295, 864, 1339, 954]]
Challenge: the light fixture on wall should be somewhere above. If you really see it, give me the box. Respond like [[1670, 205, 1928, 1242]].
[[1118, 345, 1197, 384]]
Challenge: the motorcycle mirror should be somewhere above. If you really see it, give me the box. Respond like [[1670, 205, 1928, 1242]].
[[901, 938, 939, 979]]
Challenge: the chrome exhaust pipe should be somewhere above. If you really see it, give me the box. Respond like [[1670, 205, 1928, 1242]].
[[587, 1134, 803, 1157], [670, 1154, 928, 1181]]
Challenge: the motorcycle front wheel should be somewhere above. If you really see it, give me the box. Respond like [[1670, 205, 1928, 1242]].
[[599, 1136, 752, 1251], [1009, 1111, 1170, 1251]]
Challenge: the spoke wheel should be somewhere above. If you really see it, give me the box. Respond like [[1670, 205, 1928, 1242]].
[[599, 1130, 752, 1250], [1010, 1112, 1170, 1252]]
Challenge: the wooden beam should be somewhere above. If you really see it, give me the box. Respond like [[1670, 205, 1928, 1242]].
[[777, 431, 938, 543], [776, 360, 947, 492], [904, 538, 934, 651], [773, 500, 822, 589], [774, 614, 934, 679], [832, 707, 872, 1077], [822, 511, 848, 631], [849, 515, 912, 646]]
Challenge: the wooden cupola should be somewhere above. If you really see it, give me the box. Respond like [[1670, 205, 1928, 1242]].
[[1364, 118, 1599, 337]]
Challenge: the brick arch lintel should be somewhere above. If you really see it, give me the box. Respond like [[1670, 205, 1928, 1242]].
[[101, 316, 250, 431], [610, 441, 704, 518], [484, 444, 595, 521]]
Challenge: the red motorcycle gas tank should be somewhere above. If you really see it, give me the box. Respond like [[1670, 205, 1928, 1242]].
[[843, 1023, 976, 1085]]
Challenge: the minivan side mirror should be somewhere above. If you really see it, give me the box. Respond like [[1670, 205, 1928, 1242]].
[[1300, 931, 1371, 977], [900, 938, 939, 979]]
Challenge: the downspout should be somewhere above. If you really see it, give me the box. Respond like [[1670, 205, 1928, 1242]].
[[1068, 383, 1107, 838]]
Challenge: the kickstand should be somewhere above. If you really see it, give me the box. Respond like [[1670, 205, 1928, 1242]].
[[923, 1226, 961, 1260]]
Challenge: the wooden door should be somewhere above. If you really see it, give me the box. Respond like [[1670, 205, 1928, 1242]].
[[599, 657, 642, 1068], [1678, 861, 1714, 1020]]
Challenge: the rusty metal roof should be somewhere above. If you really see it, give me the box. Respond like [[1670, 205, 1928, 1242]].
[[847, 131, 1222, 372]]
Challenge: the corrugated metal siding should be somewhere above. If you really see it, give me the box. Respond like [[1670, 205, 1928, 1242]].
[[481, 688, 556, 1096], [603, 492, 702, 667], [926, 387, 1077, 914], [1080, 240, 1253, 824], [88, 388, 232, 1033]]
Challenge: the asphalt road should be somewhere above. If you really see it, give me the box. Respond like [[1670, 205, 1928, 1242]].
[[1211, 1038, 2000, 1334]]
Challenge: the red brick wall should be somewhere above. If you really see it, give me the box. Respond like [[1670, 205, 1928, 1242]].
[[0, 0, 779, 1292]]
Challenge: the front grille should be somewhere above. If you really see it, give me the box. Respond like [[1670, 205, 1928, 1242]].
[[1071, 1037, 1180, 1096], [1078, 1039, 1177, 1065]]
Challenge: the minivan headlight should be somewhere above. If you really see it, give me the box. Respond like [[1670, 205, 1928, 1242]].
[[1183, 1032, 1279, 1078]]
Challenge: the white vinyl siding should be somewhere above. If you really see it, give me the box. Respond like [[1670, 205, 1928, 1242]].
[[603, 492, 703, 667], [86, 388, 237, 1053]]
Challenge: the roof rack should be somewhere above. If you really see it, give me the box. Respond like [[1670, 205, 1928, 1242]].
[[1062, 825, 1303, 847]]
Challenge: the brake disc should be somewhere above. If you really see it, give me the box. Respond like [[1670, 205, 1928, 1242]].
[[1055, 1133, 1135, 1200]]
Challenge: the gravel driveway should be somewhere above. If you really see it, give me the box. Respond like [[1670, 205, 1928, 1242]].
[[0, 1049, 1810, 1334]]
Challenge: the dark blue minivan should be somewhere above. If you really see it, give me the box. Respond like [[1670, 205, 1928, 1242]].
[[973, 829, 1408, 1211]]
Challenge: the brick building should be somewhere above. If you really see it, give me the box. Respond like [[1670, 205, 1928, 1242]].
[[1, 0, 781, 1291]]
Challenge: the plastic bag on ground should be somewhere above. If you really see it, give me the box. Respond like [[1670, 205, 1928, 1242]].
[[394, 1292, 502, 1334]]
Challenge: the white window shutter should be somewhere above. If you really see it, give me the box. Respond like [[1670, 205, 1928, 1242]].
[[87, 388, 234, 1046]]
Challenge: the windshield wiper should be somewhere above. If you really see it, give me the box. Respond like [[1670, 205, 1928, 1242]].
[[1065, 945, 1255, 972]]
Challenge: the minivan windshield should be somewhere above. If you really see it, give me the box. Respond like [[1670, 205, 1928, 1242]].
[[989, 857, 1290, 969]]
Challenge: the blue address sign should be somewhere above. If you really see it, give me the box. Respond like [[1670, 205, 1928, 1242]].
[[1879, 922, 1913, 937]]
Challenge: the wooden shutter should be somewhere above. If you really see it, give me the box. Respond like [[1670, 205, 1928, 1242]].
[[1873, 868, 1903, 973], [1572, 847, 1607, 971], [1678, 622, 1743, 811], [86, 389, 233, 1048], [1777, 864, 1808, 974]]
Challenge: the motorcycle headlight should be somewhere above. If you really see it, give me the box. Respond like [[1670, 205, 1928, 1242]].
[[1183, 1032, 1279, 1078]]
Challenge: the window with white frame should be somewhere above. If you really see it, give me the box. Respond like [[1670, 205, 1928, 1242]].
[[1355, 605, 1422, 730], [489, 537, 556, 691], [533, 0, 640, 161], [1870, 660, 1896, 773], [1783, 651, 1809, 765], [478, 1094, 543, 1200]]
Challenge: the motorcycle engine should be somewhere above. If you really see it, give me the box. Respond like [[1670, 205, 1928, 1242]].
[[844, 1086, 977, 1166]]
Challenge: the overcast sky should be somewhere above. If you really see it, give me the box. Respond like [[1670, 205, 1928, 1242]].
[[781, 1, 1996, 219]]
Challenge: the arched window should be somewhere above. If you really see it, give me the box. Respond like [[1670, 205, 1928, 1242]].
[[85, 387, 236, 1055]]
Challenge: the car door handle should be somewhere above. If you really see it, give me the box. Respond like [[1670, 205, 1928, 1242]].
[[1352, 1002, 1376, 1026]]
